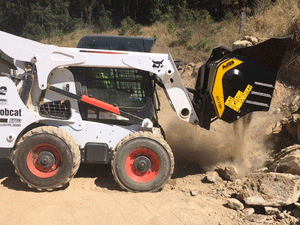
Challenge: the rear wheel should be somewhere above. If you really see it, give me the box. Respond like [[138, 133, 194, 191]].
[[13, 126, 80, 191], [112, 131, 174, 192]]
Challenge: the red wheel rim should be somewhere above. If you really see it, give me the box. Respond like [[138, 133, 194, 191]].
[[27, 143, 62, 178], [125, 148, 160, 183]]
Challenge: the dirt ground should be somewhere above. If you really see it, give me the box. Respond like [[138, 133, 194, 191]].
[[0, 159, 246, 225], [0, 84, 291, 225]]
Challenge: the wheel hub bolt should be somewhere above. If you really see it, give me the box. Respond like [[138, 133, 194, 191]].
[[134, 156, 151, 173], [37, 151, 56, 168]]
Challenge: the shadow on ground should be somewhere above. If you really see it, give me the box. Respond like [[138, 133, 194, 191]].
[[0, 158, 37, 191], [0, 157, 203, 192], [76, 163, 123, 191]]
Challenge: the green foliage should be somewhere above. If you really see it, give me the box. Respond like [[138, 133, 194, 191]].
[[16, 0, 76, 40], [150, 9, 162, 23], [167, 21, 176, 34], [175, 1, 204, 27], [170, 29, 192, 47], [199, 10, 213, 28], [97, 15, 113, 32], [194, 39, 213, 52], [0, 0, 275, 41], [176, 29, 192, 46], [253, 0, 273, 14], [118, 17, 142, 36], [187, 38, 213, 53], [224, 12, 235, 21], [22, 23, 46, 41], [159, 6, 174, 22]]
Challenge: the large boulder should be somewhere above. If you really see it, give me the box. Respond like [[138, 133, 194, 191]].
[[244, 36, 259, 45], [232, 40, 252, 50], [227, 198, 244, 211], [238, 172, 300, 206], [215, 166, 238, 181], [232, 36, 262, 50], [269, 145, 300, 174], [205, 171, 223, 183]]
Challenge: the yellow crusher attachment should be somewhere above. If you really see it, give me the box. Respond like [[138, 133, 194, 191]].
[[193, 36, 293, 130]]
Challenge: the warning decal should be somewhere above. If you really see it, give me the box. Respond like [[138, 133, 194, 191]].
[[225, 85, 252, 112]]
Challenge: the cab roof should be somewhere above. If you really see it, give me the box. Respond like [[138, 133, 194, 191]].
[[77, 35, 156, 52]]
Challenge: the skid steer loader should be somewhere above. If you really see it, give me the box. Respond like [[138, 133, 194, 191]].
[[0, 31, 292, 192]]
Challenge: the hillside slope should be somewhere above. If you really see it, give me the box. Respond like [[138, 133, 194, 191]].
[[41, 0, 300, 64]]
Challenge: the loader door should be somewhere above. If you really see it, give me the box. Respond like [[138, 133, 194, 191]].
[[70, 67, 157, 125]]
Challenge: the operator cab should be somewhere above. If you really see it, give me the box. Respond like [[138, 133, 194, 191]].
[[70, 36, 157, 125]]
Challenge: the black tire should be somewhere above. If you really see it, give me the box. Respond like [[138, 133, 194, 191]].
[[13, 126, 80, 191], [111, 131, 174, 192]]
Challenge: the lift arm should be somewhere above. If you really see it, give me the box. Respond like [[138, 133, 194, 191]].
[[0, 31, 198, 125]]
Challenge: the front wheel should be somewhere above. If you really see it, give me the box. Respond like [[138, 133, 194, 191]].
[[111, 131, 174, 192], [13, 126, 80, 191]]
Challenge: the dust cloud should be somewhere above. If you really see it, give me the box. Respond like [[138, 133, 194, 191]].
[[158, 87, 285, 176]]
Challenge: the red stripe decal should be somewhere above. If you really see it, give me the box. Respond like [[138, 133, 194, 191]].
[[81, 95, 120, 115], [80, 50, 126, 55]]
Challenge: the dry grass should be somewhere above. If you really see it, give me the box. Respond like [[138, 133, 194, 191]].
[[244, 0, 300, 38], [42, 0, 299, 64], [41, 27, 119, 47], [40, 18, 243, 64]]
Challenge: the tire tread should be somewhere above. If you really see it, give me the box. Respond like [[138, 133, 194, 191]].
[[111, 131, 174, 192], [13, 126, 80, 191]]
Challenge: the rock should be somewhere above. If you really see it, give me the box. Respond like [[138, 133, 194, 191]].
[[286, 122, 298, 137], [190, 190, 197, 196], [246, 214, 267, 223], [244, 36, 259, 45], [290, 105, 299, 112], [291, 95, 300, 112], [292, 208, 300, 218], [291, 105, 300, 113], [275, 107, 281, 114], [243, 207, 255, 216], [292, 95, 300, 105], [297, 125, 300, 142], [266, 124, 273, 136], [269, 146, 300, 175], [277, 212, 299, 224], [253, 167, 268, 173], [281, 117, 290, 124], [216, 188, 232, 198], [292, 113, 300, 123], [272, 121, 282, 134], [205, 171, 223, 183], [187, 62, 195, 67], [277, 212, 288, 219], [215, 166, 238, 181], [239, 172, 300, 206], [227, 198, 244, 211], [264, 206, 281, 215], [289, 216, 299, 225], [232, 40, 252, 50], [294, 202, 300, 209], [258, 37, 268, 42]]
